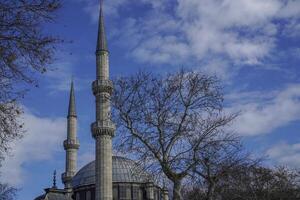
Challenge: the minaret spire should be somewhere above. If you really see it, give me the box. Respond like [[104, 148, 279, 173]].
[[62, 80, 80, 191], [68, 79, 76, 117], [92, 0, 115, 199], [97, 0, 108, 52]]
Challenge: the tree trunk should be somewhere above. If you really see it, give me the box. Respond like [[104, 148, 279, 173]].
[[173, 179, 182, 200], [206, 182, 215, 200]]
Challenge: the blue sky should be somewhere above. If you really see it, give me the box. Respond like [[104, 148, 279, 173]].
[[1, 0, 300, 199]]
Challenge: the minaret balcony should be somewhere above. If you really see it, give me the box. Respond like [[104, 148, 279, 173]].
[[91, 120, 115, 138], [61, 171, 75, 183], [63, 139, 80, 150], [92, 79, 113, 95]]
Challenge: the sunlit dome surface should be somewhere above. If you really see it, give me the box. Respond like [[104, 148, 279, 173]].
[[72, 156, 150, 188]]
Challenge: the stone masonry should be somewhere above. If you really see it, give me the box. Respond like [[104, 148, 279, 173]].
[[62, 80, 80, 190], [91, 0, 115, 200]]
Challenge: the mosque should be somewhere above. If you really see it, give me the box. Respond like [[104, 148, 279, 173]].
[[34, 1, 169, 200]]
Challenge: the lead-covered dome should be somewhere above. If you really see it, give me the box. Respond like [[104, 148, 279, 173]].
[[72, 156, 150, 188]]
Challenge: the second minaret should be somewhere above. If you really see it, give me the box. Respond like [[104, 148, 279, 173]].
[[91, 1, 115, 200], [62, 80, 80, 190]]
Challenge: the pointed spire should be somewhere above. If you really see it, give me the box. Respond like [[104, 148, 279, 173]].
[[68, 79, 76, 118], [96, 0, 108, 52], [52, 170, 57, 189]]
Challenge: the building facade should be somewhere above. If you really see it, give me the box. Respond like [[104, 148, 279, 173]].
[[34, 1, 168, 200]]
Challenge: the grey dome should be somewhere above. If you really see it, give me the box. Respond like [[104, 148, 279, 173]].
[[72, 156, 150, 188]]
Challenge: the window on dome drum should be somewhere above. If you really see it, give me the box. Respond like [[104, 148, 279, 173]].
[[132, 186, 141, 200], [86, 191, 91, 200], [76, 192, 80, 200], [154, 190, 157, 200], [154, 189, 160, 200], [113, 186, 118, 200], [119, 185, 131, 200]]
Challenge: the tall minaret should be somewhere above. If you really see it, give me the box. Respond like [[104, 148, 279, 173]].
[[62, 80, 80, 191], [91, 0, 115, 200]]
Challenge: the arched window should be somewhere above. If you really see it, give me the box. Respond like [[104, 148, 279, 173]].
[[132, 186, 141, 200], [76, 192, 80, 200], [113, 186, 118, 200], [86, 191, 91, 200], [119, 185, 131, 200], [154, 189, 158, 200]]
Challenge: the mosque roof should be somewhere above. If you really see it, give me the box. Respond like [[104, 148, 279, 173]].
[[34, 188, 71, 200], [72, 156, 151, 188]]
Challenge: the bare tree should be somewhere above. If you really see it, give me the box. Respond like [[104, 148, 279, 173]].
[[0, 182, 17, 200], [222, 165, 300, 200], [191, 142, 249, 200], [112, 70, 236, 200], [188, 143, 259, 200], [184, 164, 300, 200], [0, 0, 61, 157]]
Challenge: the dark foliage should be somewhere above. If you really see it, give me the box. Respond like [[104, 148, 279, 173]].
[[183, 165, 300, 200], [0, 0, 61, 158], [0, 182, 17, 200]]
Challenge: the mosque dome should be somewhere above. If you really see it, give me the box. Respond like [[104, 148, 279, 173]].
[[72, 156, 150, 188]]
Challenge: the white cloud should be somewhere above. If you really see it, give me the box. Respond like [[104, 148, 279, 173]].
[[80, 0, 300, 77], [131, 35, 190, 64], [193, 59, 235, 81], [78, 151, 94, 169], [228, 84, 300, 136], [78, 0, 128, 22], [77, 141, 95, 170], [283, 20, 300, 38], [266, 142, 300, 167], [279, 0, 300, 18], [46, 53, 91, 92], [0, 109, 66, 186], [46, 59, 75, 91]]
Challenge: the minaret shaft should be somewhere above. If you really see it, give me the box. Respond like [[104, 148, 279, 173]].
[[62, 82, 80, 190], [67, 117, 77, 140], [91, 1, 115, 200], [95, 135, 113, 200], [96, 52, 109, 80], [65, 144, 77, 172], [92, 52, 114, 200]]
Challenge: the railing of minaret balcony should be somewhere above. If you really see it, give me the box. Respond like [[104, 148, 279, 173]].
[[92, 79, 113, 95], [91, 120, 115, 137], [61, 171, 75, 180], [63, 138, 80, 150]]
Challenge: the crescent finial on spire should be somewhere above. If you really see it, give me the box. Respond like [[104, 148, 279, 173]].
[[52, 170, 57, 189]]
